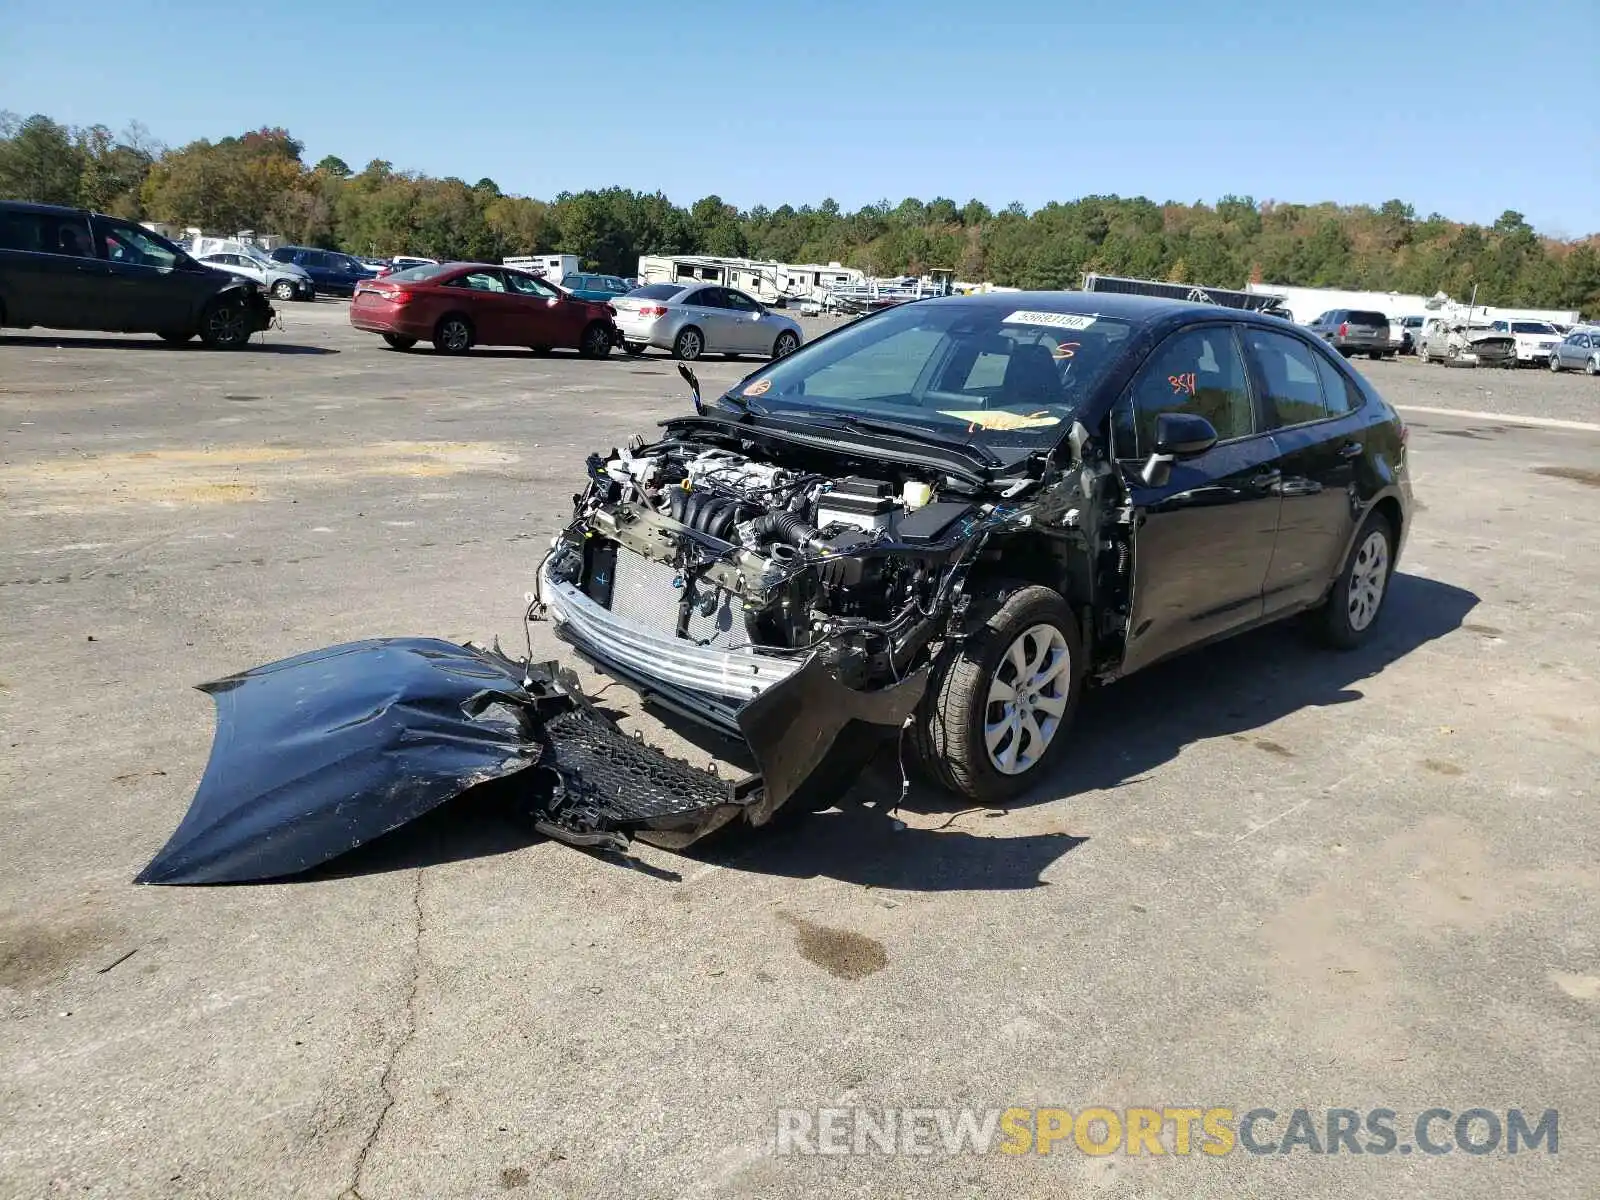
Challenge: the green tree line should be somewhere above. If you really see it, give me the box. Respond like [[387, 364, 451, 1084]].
[[3, 112, 1596, 314]]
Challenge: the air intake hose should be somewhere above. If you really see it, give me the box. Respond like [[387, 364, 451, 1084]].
[[750, 510, 826, 552]]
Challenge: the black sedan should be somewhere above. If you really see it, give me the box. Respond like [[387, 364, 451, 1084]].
[[536, 289, 1413, 824]]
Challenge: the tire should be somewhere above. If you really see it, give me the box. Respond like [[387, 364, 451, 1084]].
[[432, 314, 473, 354], [1549, 354, 1561, 373], [159, 331, 195, 344], [198, 298, 253, 349], [1313, 511, 1395, 650], [271, 280, 297, 302], [772, 330, 799, 359], [623, 342, 645, 356], [1417, 343, 1430, 364], [1368, 351, 1383, 360], [673, 326, 704, 361], [1587, 356, 1600, 377], [578, 322, 612, 359], [382, 333, 417, 351], [910, 583, 1083, 804]]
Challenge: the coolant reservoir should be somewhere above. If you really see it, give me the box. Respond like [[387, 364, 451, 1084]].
[[903, 480, 933, 509]]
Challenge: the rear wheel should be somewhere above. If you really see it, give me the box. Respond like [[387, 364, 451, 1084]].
[[772, 330, 799, 359], [910, 583, 1083, 804], [1368, 351, 1383, 360], [432, 314, 473, 354], [198, 299, 252, 349], [1313, 512, 1394, 650], [578, 322, 613, 359], [382, 333, 416, 351], [673, 326, 704, 361]]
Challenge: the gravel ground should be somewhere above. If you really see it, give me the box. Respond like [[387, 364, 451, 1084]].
[[1, 300, 1597, 1200]]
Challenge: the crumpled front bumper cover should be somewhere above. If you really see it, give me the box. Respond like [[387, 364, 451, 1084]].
[[538, 560, 928, 827]]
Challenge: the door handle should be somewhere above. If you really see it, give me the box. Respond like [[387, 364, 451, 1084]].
[[1337, 441, 1362, 458]]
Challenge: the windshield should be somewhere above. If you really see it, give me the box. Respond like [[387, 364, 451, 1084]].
[[728, 302, 1133, 449], [1511, 321, 1555, 334]]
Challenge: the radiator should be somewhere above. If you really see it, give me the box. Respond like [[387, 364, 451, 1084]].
[[606, 547, 747, 649]]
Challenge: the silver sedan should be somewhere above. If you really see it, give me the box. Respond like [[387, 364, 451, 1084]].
[[611, 283, 803, 361]]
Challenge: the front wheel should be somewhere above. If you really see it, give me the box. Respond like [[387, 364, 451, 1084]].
[[432, 314, 473, 354], [198, 299, 253, 349], [578, 322, 612, 359], [772, 330, 799, 359], [673, 326, 704, 361], [1588, 356, 1600, 377], [271, 280, 297, 302], [382, 333, 416, 351], [1313, 512, 1394, 650], [1549, 354, 1561, 372], [910, 584, 1083, 804]]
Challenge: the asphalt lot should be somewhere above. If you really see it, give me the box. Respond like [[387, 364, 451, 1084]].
[[2, 300, 1598, 1199]]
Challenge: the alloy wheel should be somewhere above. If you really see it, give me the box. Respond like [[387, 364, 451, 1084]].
[[677, 329, 702, 360], [441, 320, 470, 352], [774, 332, 798, 358], [205, 306, 247, 344], [1346, 530, 1390, 632], [983, 623, 1070, 775]]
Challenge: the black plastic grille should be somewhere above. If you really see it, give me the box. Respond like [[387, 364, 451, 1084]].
[[540, 705, 733, 820]]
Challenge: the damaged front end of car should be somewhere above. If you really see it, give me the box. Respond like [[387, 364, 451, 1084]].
[[139, 381, 1120, 884]]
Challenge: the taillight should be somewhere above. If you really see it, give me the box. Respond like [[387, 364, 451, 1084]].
[[637, 305, 667, 318], [1338, 322, 1349, 337]]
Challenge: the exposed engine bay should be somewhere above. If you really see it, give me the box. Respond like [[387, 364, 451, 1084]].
[[546, 437, 995, 682]]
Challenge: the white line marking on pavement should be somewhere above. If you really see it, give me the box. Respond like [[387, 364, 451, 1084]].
[[1396, 405, 1600, 433]]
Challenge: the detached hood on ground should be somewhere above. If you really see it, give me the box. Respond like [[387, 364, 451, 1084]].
[[135, 637, 801, 885], [136, 639, 548, 884]]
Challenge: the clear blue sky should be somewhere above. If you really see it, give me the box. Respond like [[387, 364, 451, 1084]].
[[3, 0, 1596, 236]]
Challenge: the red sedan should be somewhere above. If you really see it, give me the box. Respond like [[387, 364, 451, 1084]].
[[350, 262, 621, 357]]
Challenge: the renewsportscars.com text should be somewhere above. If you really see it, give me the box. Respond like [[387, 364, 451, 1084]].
[[774, 1106, 1559, 1158]]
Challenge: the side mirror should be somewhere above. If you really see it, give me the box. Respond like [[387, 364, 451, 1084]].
[[1153, 412, 1218, 458], [1139, 412, 1217, 487]]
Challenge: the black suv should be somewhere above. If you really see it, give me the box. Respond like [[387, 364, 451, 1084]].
[[268, 245, 373, 297], [0, 201, 273, 348]]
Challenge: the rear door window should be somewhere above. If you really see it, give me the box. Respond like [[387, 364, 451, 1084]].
[[451, 270, 508, 293], [0, 210, 94, 257], [1242, 329, 1330, 426]]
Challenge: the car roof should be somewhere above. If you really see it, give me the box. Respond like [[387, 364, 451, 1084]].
[[0, 199, 89, 216], [914, 289, 1296, 331]]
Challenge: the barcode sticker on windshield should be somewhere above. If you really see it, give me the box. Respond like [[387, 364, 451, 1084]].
[[1003, 311, 1097, 330]]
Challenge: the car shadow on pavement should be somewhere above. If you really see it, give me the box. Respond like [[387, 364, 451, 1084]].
[[674, 571, 1479, 892], [309, 571, 1477, 891], [0, 335, 338, 354]]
